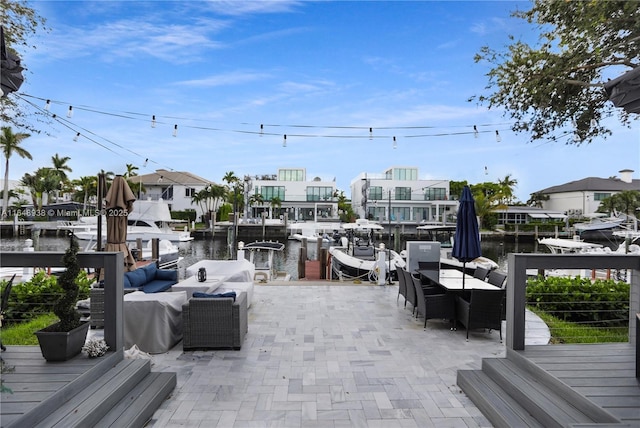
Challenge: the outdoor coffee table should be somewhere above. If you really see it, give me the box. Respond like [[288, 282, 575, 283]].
[[171, 274, 228, 299]]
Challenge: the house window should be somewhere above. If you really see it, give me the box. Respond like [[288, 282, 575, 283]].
[[369, 186, 383, 201], [278, 169, 305, 181], [593, 192, 611, 201], [424, 187, 446, 201], [185, 187, 196, 197], [395, 187, 411, 201], [263, 186, 285, 201], [391, 207, 410, 221], [306, 186, 333, 202]]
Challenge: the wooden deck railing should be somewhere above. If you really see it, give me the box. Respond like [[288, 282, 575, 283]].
[[506, 253, 640, 351], [0, 251, 125, 351]]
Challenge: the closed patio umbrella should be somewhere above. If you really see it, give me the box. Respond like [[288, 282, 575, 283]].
[[604, 66, 640, 114], [451, 186, 482, 290], [105, 175, 136, 271]]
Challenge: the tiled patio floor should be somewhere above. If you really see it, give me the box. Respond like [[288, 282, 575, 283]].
[[127, 282, 521, 427]]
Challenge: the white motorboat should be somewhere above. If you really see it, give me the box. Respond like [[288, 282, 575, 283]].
[[58, 199, 193, 243], [241, 241, 291, 282], [415, 224, 498, 271], [329, 219, 405, 281], [573, 213, 626, 232], [288, 222, 341, 243]]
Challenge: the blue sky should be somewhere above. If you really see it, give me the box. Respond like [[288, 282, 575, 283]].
[[9, 0, 639, 202]]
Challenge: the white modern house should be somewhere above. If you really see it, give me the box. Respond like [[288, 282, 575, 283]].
[[534, 169, 639, 216], [136, 169, 214, 220], [350, 166, 457, 223], [247, 168, 338, 222]]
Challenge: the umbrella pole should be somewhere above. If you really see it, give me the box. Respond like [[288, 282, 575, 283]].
[[462, 261, 466, 290]]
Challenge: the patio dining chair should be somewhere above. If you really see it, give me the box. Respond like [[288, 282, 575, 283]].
[[412, 276, 455, 329], [397, 266, 408, 306], [455, 289, 505, 342], [487, 270, 507, 288], [473, 266, 490, 280]]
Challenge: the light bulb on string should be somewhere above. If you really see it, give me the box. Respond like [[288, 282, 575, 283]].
[[393, 136, 397, 149], [495, 130, 501, 142], [44, 99, 51, 111], [369, 127, 373, 140], [67, 106, 73, 118], [260, 124, 264, 136], [73, 132, 80, 142], [173, 124, 178, 137], [283, 134, 287, 147], [143, 158, 148, 167], [590, 119, 597, 128], [151, 115, 156, 128], [473, 125, 479, 138]]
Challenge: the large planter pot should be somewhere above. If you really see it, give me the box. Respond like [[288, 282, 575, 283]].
[[35, 322, 90, 362]]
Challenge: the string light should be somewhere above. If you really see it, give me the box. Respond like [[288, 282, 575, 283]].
[[283, 134, 287, 147], [260, 124, 264, 136], [67, 106, 73, 118], [495, 130, 501, 142], [393, 136, 397, 149], [73, 132, 80, 142], [143, 158, 148, 167], [474, 125, 478, 138], [173, 124, 178, 137], [369, 127, 373, 140], [151, 115, 156, 128], [590, 119, 597, 128], [44, 99, 51, 110]]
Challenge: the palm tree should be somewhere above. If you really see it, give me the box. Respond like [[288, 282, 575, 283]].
[[51, 153, 72, 202], [270, 196, 282, 218], [1, 127, 32, 218], [249, 193, 264, 218], [497, 174, 518, 205], [526, 192, 550, 208], [72, 175, 98, 213]]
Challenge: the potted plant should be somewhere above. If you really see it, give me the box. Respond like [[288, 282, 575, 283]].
[[34, 233, 90, 361]]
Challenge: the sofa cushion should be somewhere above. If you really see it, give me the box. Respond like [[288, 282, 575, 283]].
[[142, 280, 174, 294], [142, 263, 158, 282], [193, 291, 237, 301], [126, 268, 147, 289], [123, 274, 132, 289], [155, 269, 178, 282]]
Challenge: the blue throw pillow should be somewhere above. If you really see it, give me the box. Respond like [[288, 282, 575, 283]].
[[126, 268, 147, 289], [123, 275, 131, 288], [192, 291, 236, 301], [142, 263, 157, 282]]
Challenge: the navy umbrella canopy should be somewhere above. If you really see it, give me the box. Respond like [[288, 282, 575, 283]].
[[452, 186, 482, 289]]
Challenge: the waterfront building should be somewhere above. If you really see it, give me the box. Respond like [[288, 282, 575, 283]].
[[248, 168, 338, 222], [534, 168, 638, 216], [493, 206, 566, 226], [350, 166, 457, 223], [136, 169, 213, 220]]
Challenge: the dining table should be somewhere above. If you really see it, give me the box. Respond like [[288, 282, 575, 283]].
[[417, 269, 503, 291]]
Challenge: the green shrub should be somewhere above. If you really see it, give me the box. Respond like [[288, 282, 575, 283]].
[[0, 270, 92, 324], [526, 276, 629, 328]]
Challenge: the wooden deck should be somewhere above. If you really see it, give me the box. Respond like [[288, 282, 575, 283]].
[[516, 343, 640, 424], [1, 346, 175, 428], [0, 346, 108, 427]]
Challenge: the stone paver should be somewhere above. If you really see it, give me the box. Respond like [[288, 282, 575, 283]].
[[144, 282, 506, 427]]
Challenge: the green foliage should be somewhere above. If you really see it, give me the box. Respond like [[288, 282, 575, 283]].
[[52, 236, 82, 331], [0, 252, 91, 326], [531, 308, 628, 344], [0, 313, 57, 345], [526, 276, 629, 327], [472, 0, 640, 144], [171, 210, 196, 223]]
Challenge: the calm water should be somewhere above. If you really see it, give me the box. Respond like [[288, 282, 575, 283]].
[[1, 233, 548, 279]]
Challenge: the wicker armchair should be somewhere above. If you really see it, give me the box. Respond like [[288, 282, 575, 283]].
[[455, 289, 505, 341], [182, 291, 248, 350], [397, 266, 408, 306]]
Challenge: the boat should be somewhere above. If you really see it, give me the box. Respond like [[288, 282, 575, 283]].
[[287, 222, 341, 243], [573, 213, 626, 232], [328, 219, 405, 281], [538, 236, 640, 280], [58, 199, 193, 243], [415, 224, 498, 272], [132, 239, 182, 269], [240, 241, 291, 282]]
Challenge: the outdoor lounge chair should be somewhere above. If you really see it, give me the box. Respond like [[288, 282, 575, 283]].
[[182, 291, 248, 350], [412, 276, 455, 329], [455, 289, 505, 341]]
